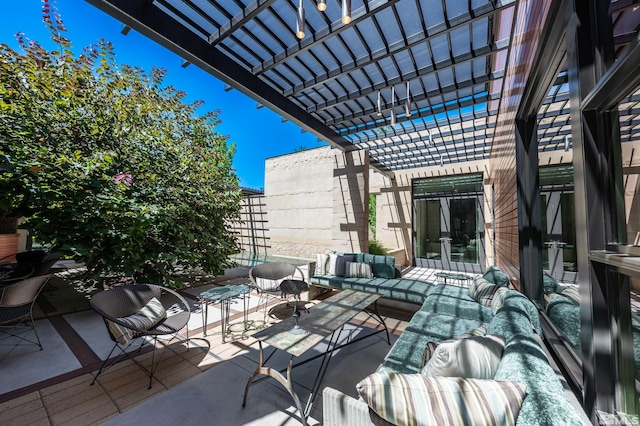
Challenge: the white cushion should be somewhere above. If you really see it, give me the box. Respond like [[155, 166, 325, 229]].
[[421, 334, 505, 379], [327, 253, 339, 275], [314, 253, 329, 275]]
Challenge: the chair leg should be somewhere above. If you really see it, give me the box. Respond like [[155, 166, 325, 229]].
[[29, 313, 43, 351], [91, 342, 120, 386]]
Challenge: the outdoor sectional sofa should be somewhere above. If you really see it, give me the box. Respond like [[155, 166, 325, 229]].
[[310, 253, 586, 425]]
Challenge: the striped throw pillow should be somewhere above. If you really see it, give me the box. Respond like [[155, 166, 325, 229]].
[[344, 261, 373, 278], [469, 276, 501, 307], [491, 287, 511, 315], [561, 286, 580, 305], [107, 297, 167, 345], [357, 373, 526, 426], [314, 253, 329, 275]]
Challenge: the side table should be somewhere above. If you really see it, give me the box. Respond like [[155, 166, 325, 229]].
[[199, 284, 250, 342]]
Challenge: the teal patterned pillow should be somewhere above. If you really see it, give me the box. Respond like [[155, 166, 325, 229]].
[[357, 373, 527, 426], [483, 266, 511, 287]]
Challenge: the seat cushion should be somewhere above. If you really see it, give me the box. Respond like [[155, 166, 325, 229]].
[[422, 286, 494, 323], [310, 275, 433, 304], [378, 311, 486, 374]]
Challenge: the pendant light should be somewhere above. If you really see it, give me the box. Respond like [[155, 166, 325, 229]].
[[427, 129, 432, 146], [377, 91, 382, 116], [342, 0, 351, 24], [390, 87, 396, 126], [296, 0, 305, 39], [405, 81, 412, 117], [317, 0, 326, 11]]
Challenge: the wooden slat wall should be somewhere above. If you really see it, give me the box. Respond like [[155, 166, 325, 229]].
[[489, 0, 553, 288]]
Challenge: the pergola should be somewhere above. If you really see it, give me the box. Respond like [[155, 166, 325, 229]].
[[84, 0, 639, 177]]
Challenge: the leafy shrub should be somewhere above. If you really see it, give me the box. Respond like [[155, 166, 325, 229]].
[[368, 240, 388, 255], [0, 1, 241, 287]]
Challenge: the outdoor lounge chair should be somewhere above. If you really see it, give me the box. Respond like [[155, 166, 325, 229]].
[[0, 275, 51, 361], [90, 283, 191, 389], [249, 262, 309, 321]]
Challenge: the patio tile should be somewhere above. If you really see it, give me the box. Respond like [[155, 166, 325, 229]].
[[0, 394, 44, 423], [48, 393, 115, 425], [2, 405, 50, 426], [42, 381, 105, 414], [39, 374, 94, 397]]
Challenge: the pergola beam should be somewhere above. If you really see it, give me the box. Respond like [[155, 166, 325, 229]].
[[282, 0, 515, 97], [208, 0, 277, 46], [84, 0, 355, 152]]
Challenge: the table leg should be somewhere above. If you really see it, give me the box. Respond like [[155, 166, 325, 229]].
[[202, 299, 209, 337], [242, 341, 308, 426]]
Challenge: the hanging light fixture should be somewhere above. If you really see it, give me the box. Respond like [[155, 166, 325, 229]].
[[427, 129, 432, 146], [317, 0, 326, 11], [296, 0, 305, 39], [342, 0, 351, 24], [439, 153, 444, 167], [390, 87, 396, 126], [405, 81, 412, 118], [377, 90, 382, 116], [564, 134, 571, 151]]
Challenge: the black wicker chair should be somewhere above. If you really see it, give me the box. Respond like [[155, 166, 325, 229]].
[[249, 263, 309, 320], [90, 283, 191, 389], [0, 275, 51, 361]]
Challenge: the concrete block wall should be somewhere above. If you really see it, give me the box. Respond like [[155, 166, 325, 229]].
[[263, 146, 370, 258], [264, 147, 334, 258], [332, 150, 369, 254]]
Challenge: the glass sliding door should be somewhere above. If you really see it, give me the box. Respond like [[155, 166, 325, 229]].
[[540, 166, 578, 283], [413, 174, 485, 273]]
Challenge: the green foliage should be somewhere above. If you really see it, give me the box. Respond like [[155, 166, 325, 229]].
[[368, 193, 377, 239], [368, 240, 387, 255], [0, 1, 241, 287]]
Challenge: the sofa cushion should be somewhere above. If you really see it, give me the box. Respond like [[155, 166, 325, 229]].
[[421, 334, 505, 379], [357, 253, 395, 278], [560, 285, 580, 305], [543, 271, 567, 294], [379, 311, 486, 374], [493, 336, 586, 426], [357, 373, 526, 426], [422, 287, 494, 323], [489, 290, 542, 339], [344, 261, 373, 278], [483, 265, 511, 287], [310, 275, 434, 304]]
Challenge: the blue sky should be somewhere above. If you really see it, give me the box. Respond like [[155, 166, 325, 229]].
[[3, 0, 324, 190]]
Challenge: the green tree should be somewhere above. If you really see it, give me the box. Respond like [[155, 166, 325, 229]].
[[0, 0, 241, 287]]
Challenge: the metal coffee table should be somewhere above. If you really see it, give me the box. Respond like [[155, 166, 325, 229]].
[[241, 289, 390, 425]]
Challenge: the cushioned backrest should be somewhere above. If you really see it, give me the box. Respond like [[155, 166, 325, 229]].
[[482, 266, 510, 287], [358, 253, 395, 278]]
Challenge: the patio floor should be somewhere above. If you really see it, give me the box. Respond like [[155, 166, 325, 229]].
[[0, 265, 430, 426]]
